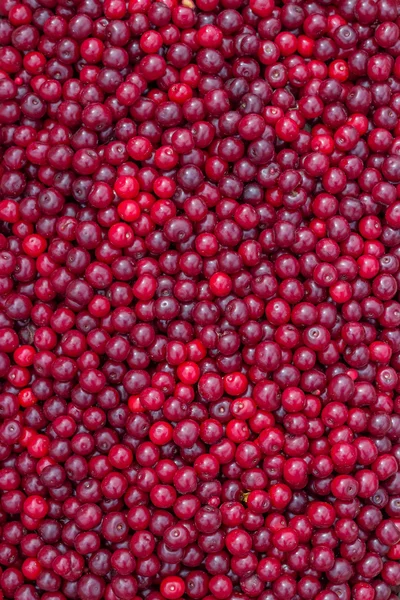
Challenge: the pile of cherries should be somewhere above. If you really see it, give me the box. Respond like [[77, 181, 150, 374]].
[[1, 0, 400, 599]]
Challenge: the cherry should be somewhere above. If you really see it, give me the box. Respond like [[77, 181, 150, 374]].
[[0, 1, 399, 599]]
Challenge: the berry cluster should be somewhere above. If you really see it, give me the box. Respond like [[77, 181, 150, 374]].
[[0, 1, 400, 600]]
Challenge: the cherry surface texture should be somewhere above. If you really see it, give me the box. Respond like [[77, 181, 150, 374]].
[[0, 1, 399, 600]]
